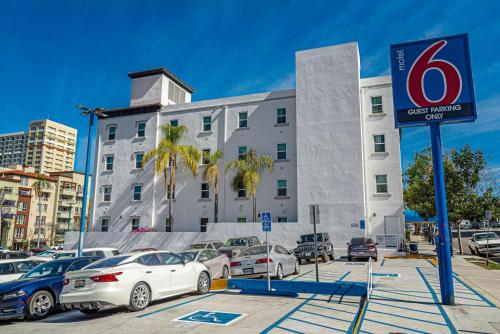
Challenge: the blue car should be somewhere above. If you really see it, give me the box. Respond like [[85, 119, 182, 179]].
[[0, 257, 101, 320]]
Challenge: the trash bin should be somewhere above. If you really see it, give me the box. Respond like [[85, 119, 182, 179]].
[[409, 242, 419, 254]]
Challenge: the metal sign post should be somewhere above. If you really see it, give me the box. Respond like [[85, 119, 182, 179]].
[[261, 212, 272, 291], [390, 34, 477, 305], [310, 205, 320, 282]]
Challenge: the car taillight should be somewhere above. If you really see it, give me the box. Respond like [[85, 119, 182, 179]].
[[230, 261, 241, 267], [348, 244, 352, 250], [64, 279, 69, 285], [255, 258, 273, 264], [90, 272, 123, 282]]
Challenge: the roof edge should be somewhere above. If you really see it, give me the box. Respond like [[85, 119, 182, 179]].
[[128, 67, 195, 94]]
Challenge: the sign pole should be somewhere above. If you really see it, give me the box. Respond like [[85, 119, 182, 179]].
[[430, 123, 455, 305], [312, 206, 319, 282], [266, 230, 270, 291], [261, 212, 272, 291]]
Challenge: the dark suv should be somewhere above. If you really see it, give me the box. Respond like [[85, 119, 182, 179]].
[[294, 233, 335, 264], [347, 237, 378, 261]]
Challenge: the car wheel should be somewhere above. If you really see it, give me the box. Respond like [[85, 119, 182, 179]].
[[80, 308, 99, 315], [28, 290, 54, 320], [329, 254, 335, 261], [306, 259, 311, 263], [373, 256, 378, 262], [469, 246, 475, 255], [294, 260, 300, 275], [321, 253, 328, 263], [348, 256, 352, 262], [127, 282, 151, 312], [196, 271, 211, 294], [222, 265, 229, 279], [298, 258, 303, 265], [276, 264, 284, 280]]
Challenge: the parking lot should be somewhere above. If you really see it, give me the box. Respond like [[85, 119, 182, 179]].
[[3, 255, 496, 334]]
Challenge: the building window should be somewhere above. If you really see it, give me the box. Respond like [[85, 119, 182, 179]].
[[277, 217, 288, 223], [166, 218, 172, 232], [277, 143, 287, 160], [374, 135, 386, 153], [18, 201, 27, 211], [107, 125, 116, 141], [200, 218, 208, 232], [103, 186, 112, 202], [237, 217, 247, 223], [101, 218, 109, 232], [105, 155, 114, 171], [170, 120, 178, 127], [135, 152, 144, 169], [237, 182, 246, 198], [238, 112, 248, 128], [371, 96, 383, 114], [201, 183, 210, 199], [375, 175, 388, 193], [137, 122, 146, 138], [203, 116, 212, 132], [238, 146, 247, 160], [14, 227, 24, 238], [277, 179, 287, 197], [20, 176, 28, 186], [133, 184, 142, 201], [3, 187, 13, 194], [16, 214, 26, 224], [202, 149, 210, 165], [167, 185, 176, 200], [277, 108, 287, 124], [131, 217, 140, 231]]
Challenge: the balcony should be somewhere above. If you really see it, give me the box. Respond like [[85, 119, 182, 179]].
[[58, 199, 75, 208], [60, 188, 76, 196]]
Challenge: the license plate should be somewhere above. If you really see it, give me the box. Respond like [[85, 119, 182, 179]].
[[74, 280, 85, 288], [305, 252, 311, 256], [243, 268, 254, 275]]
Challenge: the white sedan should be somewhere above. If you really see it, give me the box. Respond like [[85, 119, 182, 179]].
[[0, 258, 50, 283], [60, 251, 211, 314], [468, 232, 500, 255]]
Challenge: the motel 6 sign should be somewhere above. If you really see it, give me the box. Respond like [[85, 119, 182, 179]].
[[390, 34, 476, 127]]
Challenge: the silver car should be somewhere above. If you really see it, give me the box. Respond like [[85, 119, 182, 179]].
[[178, 249, 230, 279], [230, 244, 300, 280]]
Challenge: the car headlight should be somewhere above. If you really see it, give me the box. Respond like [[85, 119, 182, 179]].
[[2, 290, 26, 300]]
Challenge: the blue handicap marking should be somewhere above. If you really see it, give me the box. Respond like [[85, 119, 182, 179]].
[[174, 310, 245, 326], [262, 212, 271, 232]]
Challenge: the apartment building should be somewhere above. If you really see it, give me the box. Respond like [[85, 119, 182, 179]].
[[0, 177, 20, 248], [24, 120, 77, 174], [0, 132, 27, 167], [89, 42, 404, 247]]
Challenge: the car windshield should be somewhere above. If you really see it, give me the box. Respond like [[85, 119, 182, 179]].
[[36, 250, 56, 257], [240, 245, 269, 256], [189, 243, 207, 249], [225, 239, 248, 247], [178, 251, 199, 262], [475, 233, 499, 241], [85, 256, 130, 269], [350, 237, 371, 245], [22, 261, 71, 278], [300, 234, 323, 243], [53, 252, 76, 259]]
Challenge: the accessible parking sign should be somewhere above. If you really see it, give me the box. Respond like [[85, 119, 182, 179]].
[[390, 34, 476, 127]]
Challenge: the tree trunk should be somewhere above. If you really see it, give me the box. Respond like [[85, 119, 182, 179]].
[[168, 158, 176, 231], [456, 223, 463, 255], [214, 192, 218, 223], [252, 196, 257, 222]]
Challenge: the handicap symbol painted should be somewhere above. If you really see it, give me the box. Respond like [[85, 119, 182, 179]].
[[173, 310, 246, 326]]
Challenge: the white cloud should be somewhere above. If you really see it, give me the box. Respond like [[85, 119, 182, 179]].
[[265, 73, 295, 91]]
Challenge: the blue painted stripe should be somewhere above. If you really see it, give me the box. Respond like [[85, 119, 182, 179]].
[[276, 325, 303, 334], [426, 259, 437, 267], [364, 318, 433, 334], [260, 294, 318, 334], [348, 297, 369, 334], [371, 291, 434, 300], [338, 271, 351, 281], [380, 259, 385, 267], [453, 275, 496, 307], [374, 288, 430, 294], [366, 309, 446, 326], [137, 293, 216, 318], [369, 300, 441, 315], [306, 303, 356, 315], [416, 267, 458, 334], [298, 309, 351, 323], [289, 269, 313, 281], [372, 273, 400, 277], [288, 317, 346, 333]]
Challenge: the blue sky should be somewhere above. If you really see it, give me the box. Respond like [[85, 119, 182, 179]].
[[0, 0, 498, 174]]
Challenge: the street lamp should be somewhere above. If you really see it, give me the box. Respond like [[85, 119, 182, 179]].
[[76, 105, 107, 257]]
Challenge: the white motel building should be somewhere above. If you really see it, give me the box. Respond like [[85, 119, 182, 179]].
[[87, 42, 404, 249]]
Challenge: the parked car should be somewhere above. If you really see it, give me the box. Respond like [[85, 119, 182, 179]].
[[294, 232, 335, 264], [219, 236, 262, 258], [187, 240, 224, 250], [468, 232, 500, 256], [0, 258, 50, 283], [0, 257, 101, 320], [178, 248, 230, 279], [0, 250, 31, 260], [130, 248, 157, 253], [60, 251, 211, 314], [459, 220, 471, 229], [347, 237, 378, 261], [30, 247, 120, 261], [230, 244, 299, 280]]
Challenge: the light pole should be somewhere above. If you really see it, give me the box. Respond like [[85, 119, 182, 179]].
[[76, 105, 107, 257]]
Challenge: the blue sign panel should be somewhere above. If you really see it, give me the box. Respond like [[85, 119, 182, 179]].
[[174, 310, 245, 326], [390, 34, 476, 127], [360, 220, 365, 230], [262, 212, 271, 232]]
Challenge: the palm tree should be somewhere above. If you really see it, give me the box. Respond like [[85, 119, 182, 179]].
[[32, 174, 50, 248], [225, 149, 273, 222], [142, 124, 200, 231], [203, 150, 223, 223]]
